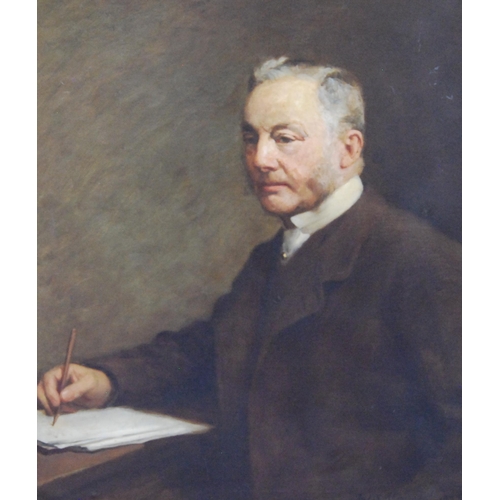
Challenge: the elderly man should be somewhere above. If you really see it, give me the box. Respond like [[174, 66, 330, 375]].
[[38, 58, 461, 499]]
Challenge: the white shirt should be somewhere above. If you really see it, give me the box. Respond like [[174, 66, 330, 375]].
[[281, 175, 364, 262]]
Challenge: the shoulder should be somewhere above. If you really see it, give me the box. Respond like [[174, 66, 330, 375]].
[[359, 188, 461, 271], [328, 188, 462, 310], [364, 197, 461, 338]]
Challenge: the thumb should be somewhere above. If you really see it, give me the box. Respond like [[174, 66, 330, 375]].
[[59, 375, 95, 403]]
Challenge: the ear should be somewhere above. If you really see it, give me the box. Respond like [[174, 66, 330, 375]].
[[340, 130, 364, 169]]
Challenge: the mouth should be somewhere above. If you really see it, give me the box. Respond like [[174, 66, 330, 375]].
[[257, 182, 290, 193]]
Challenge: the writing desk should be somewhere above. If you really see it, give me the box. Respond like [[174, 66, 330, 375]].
[[38, 405, 218, 500], [38, 433, 218, 500]]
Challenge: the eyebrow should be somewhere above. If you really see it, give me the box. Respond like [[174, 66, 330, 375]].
[[241, 122, 256, 134], [241, 121, 308, 138]]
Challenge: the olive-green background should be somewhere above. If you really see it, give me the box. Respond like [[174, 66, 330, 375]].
[[38, 0, 461, 374]]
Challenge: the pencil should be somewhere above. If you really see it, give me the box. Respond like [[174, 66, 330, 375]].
[[52, 328, 77, 426]]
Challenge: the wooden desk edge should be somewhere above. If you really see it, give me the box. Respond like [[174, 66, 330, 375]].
[[37, 443, 145, 488]]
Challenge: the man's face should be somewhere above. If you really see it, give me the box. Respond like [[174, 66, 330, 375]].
[[242, 76, 344, 217]]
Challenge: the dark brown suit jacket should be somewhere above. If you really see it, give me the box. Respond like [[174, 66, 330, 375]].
[[91, 189, 461, 499]]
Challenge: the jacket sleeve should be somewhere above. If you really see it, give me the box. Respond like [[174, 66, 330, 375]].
[[85, 320, 216, 408], [388, 231, 462, 497]]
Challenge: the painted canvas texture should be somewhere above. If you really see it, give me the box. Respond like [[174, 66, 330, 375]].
[[38, 1, 461, 498]]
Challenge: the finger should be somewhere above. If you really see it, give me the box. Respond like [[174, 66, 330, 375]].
[[37, 380, 54, 416], [59, 404, 79, 414], [60, 374, 95, 404], [42, 367, 64, 409]]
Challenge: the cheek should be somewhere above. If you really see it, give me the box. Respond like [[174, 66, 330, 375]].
[[244, 148, 253, 164], [290, 156, 322, 187], [285, 150, 324, 185], [244, 153, 257, 175]]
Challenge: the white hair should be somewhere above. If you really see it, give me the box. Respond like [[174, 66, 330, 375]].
[[249, 57, 365, 139]]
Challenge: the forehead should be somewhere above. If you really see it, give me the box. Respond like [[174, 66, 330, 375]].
[[244, 76, 325, 131]]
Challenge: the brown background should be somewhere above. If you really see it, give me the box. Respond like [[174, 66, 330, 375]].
[[38, 0, 461, 374]]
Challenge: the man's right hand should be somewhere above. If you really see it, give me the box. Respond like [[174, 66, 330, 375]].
[[37, 364, 114, 416]]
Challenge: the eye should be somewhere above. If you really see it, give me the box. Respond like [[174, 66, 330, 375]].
[[242, 132, 258, 145], [274, 135, 295, 144]]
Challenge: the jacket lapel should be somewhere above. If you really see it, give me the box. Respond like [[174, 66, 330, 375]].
[[261, 189, 384, 342]]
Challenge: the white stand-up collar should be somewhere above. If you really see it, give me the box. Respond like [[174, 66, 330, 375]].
[[281, 176, 363, 262]]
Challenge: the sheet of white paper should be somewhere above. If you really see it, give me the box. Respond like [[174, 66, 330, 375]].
[[37, 407, 211, 451]]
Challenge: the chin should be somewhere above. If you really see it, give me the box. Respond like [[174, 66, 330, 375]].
[[258, 195, 300, 217]]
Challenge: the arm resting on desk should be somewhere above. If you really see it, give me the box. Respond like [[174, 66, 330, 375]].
[[85, 320, 217, 409]]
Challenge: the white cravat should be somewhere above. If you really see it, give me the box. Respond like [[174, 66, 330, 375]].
[[281, 176, 363, 262]]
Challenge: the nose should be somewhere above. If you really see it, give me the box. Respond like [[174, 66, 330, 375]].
[[251, 136, 279, 171]]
